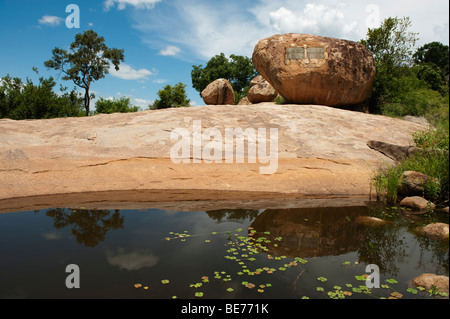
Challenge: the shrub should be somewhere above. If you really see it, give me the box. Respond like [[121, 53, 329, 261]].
[[94, 97, 139, 114]]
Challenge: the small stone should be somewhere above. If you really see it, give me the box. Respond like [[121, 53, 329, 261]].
[[423, 223, 449, 240], [412, 273, 449, 295], [399, 196, 435, 211], [355, 216, 388, 227], [398, 171, 439, 197]]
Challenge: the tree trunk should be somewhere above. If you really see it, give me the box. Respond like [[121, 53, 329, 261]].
[[84, 86, 90, 116]]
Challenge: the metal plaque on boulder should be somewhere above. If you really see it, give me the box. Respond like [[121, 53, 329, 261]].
[[286, 46, 325, 60], [306, 47, 325, 59], [286, 47, 305, 60]]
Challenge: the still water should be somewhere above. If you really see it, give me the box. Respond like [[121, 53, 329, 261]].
[[0, 203, 448, 299]]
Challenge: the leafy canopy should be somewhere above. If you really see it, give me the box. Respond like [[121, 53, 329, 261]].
[[151, 83, 190, 109], [191, 53, 258, 100], [44, 30, 125, 116], [360, 17, 420, 113], [413, 41, 449, 74], [95, 97, 140, 114], [360, 16, 419, 71], [0, 73, 84, 120]]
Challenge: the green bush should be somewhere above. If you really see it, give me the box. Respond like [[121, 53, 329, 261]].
[[373, 126, 449, 204], [379, 68, 448, 118], [150, 83, 190, 109], [94, 97, 139, 114], [1, 74, 84, 119]]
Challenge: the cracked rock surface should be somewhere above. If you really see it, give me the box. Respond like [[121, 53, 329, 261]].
[[0, 103, 427, 211]]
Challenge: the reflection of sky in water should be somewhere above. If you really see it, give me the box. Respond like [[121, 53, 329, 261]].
[[105, 248, 160, 271], [0, 206, 447, 299]]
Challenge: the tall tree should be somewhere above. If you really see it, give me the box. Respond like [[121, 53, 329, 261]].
[[44, 30, 125, 116], [360, 17, 419, 112], [361, 17, 419, 71]]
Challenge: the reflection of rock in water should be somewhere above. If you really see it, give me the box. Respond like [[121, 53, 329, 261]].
[[250, 206, 369, 258]]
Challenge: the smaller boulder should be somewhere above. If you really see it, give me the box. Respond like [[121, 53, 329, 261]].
[[249, 75, 264, 88], [412, 273, 449, 295], [399, 196, 435, 211], [355, 216, 389, 227], [247, 78, 278, 104], [201, 78, 235, 105], [423, 223, 449, 240], [398, 171, 439, 197], [367, 141, 419, 162], [237, 96, 252, 105]]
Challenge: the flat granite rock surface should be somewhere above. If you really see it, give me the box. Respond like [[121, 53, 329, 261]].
[[0, 103, 428, 212]]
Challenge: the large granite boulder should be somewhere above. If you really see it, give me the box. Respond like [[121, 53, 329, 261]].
[[201, 78, 235, 105], [252, 33, 376, 107]]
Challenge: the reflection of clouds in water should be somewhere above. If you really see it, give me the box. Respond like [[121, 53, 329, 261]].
[[106, 248, 160, 271], [42, 231, 62, 240]]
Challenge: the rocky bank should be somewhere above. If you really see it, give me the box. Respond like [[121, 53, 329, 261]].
[[0, 103, 429, 212]]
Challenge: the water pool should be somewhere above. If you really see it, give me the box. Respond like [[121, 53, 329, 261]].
[[0, 203, 448, 299]]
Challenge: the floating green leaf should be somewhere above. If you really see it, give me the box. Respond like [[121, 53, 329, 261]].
[[406, 288, 418, 294]]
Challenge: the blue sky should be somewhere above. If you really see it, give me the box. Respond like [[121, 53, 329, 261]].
[[0, 0, 448, 109]]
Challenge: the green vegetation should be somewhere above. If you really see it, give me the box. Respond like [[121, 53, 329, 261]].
[[132, 220, 448, 299], [94, 97, 140, 114], [191, 53, 258, 104], [150, 82, 190, 109], [0, 72, 84, 120], [44, 30, 125, 116], [362, 17, 449, 206]]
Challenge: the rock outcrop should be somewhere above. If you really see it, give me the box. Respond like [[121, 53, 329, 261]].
[[201, 78, 235, 105], [0, 103, 428, 212], [367, 140, 419, 162], [252, 34, 376, 106]]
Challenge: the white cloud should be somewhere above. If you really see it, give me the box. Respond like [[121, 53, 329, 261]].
[[130, 0, 449, 61], [268, 4, 359, 40], [106, 248, 159, 271], [109, 63, 154, 80], [153, 79, 168, 84], [159, 45, 181, 56], [38, 15, 63, 26], [134, 98, 154, 108], [104, 0, 161, 11]]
